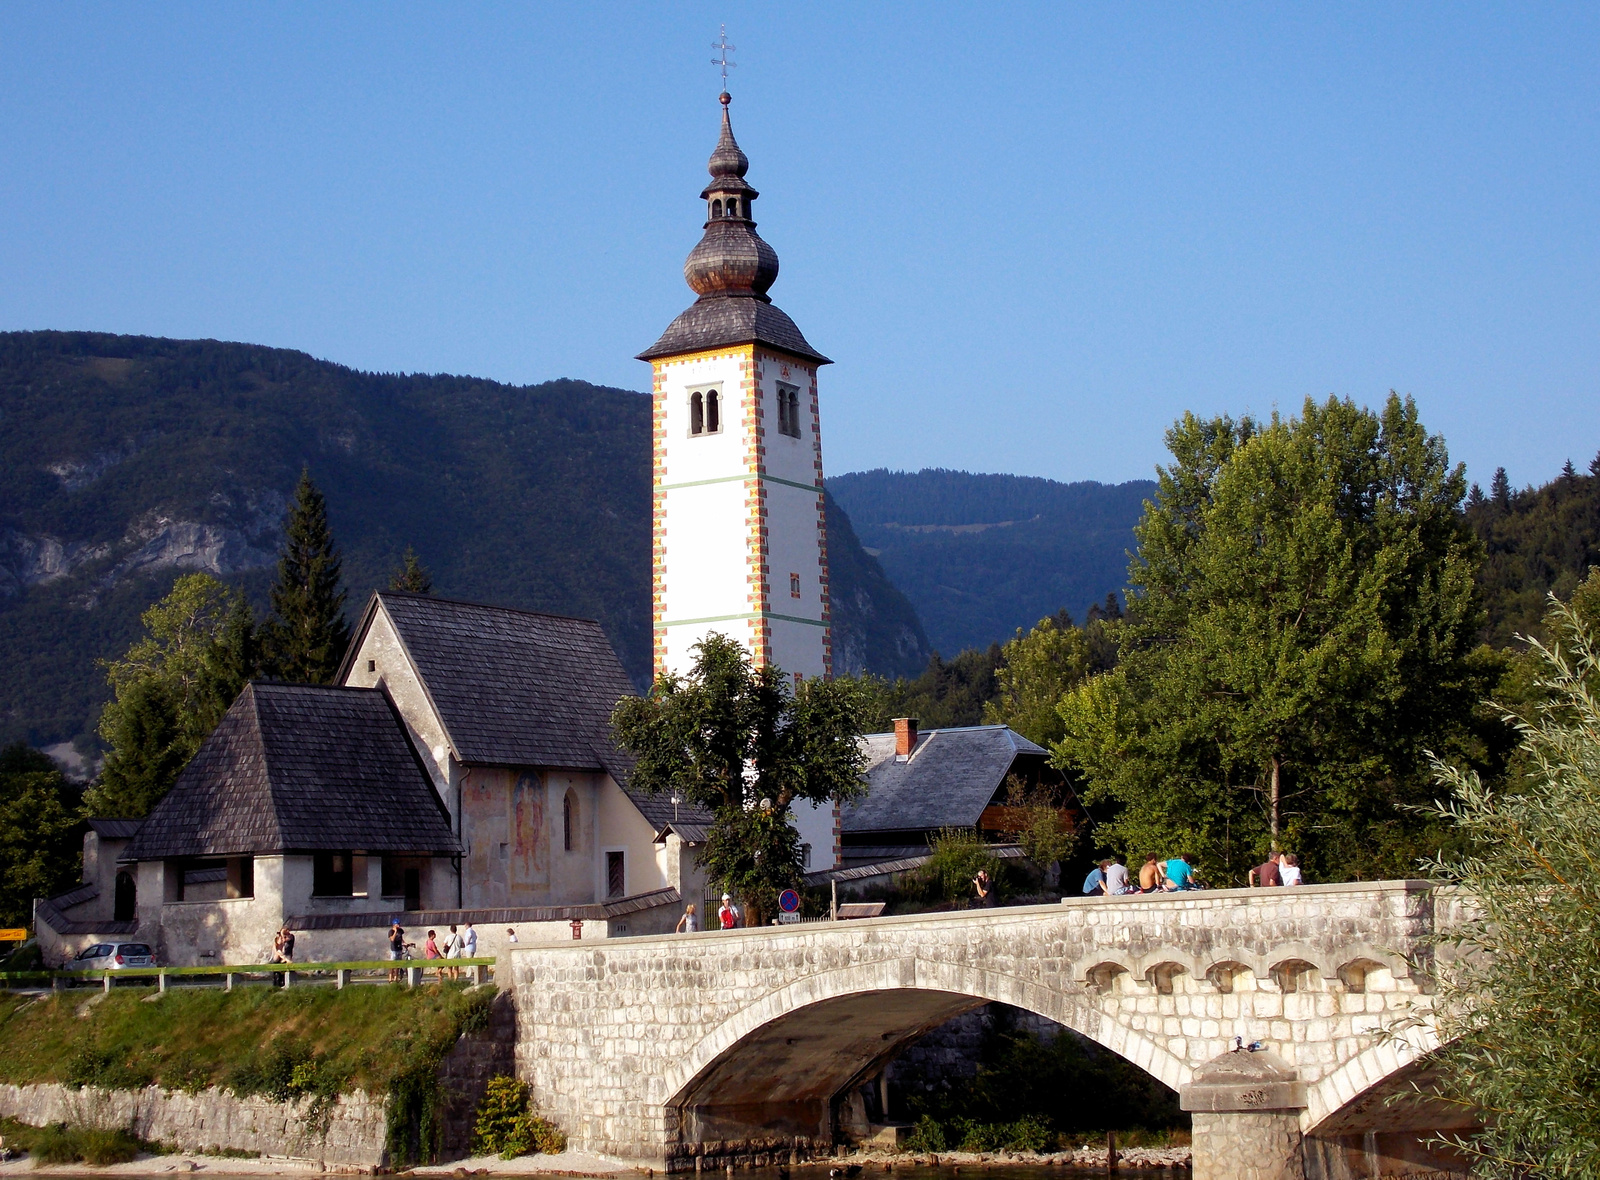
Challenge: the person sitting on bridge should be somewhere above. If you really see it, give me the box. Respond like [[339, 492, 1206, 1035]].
[[1279, 853, 1303, 886], [1083, 860, 1110, 895], [1162, 854, 1198, 891], [1104, 855, 1133, 895], [1139, 853, 1163, 892], [1249, 852, 1283, 887]]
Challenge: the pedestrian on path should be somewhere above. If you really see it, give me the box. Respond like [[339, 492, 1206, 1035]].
[[676, 903, 700, 933], [718, 894, 741, 929]]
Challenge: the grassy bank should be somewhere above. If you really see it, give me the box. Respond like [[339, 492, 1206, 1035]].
[[0, 982, 494, 1164], [0, 983, 489, 1096]]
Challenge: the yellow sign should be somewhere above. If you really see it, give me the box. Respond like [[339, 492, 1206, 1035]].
[[0, 929, 27, 942]]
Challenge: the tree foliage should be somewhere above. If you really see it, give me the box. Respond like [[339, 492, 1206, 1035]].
[[389, 547, 433, 595], [610, 633, 870, 922], [0, 743, 83, 927], [262, 470, 350, 683], [1055, 395, 1493, 884], [983, 610, 1114, 746], [89, 573, 257, 817], [1421, 596, 1600, 1177]]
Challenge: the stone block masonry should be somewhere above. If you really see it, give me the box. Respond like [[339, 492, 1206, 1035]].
[[510, 881, 1454, 1179], [0, 1082, 387, 1166]]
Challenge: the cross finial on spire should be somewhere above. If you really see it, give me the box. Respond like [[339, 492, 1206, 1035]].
[[712, 25, 736, 94]]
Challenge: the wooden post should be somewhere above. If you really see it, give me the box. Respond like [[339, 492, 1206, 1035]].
[[282, 969, 294, 989], [157, 972, 168, 993], [224, 972, 235, 992], [102, 972, 112, 993], [1106, 1130, 1117, 1171], [407, 966, 422, 988], [471, 963, 487, 986], [830, 879, 838, 922], [336, 968, 350, 990]]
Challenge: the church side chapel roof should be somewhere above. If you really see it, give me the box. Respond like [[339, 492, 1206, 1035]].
[[637, 92, 829, 366], [841, 725, 1050, 835], [123, 682, 458, 861], [348, 592, 714, 832]]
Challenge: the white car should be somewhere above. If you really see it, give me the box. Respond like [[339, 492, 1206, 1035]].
[[72, 942, 157, 971]]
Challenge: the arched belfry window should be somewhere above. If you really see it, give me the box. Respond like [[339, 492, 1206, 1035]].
[[776, 384, 802, 438], [706, 390, 720, 433], [563, 789, 577, 852], [726, 198, 738, 218], [690, 391, 704, 435], [711, 199, 723, 218], [688, 388, 722, 437]]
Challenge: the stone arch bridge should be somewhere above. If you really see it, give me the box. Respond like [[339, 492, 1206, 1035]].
[[510, 882, 1463, 1180]]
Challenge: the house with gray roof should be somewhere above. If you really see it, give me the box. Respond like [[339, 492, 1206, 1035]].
[[838, 718, 1069, 866]]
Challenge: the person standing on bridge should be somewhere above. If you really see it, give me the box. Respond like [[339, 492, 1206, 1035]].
[[718, 894, 741, 929], [973, 869, 995, 907], [1249, 852, 1283, 887], [676, 903, 700, 933]]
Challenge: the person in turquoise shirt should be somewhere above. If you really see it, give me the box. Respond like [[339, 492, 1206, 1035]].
[[1164, 855, 1196, 890]]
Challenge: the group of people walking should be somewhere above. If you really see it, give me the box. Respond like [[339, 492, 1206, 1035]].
[[1083, 850, 1303, 895], [386, 920, 480, 980]]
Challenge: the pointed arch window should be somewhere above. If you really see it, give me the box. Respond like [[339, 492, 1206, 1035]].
[[563, 789, 578, 852]]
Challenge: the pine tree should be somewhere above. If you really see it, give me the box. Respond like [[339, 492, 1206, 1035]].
[[1562, 458, 1578, 482], [262, 470, 351, 683], [1491, 466, 1512, 509], [389, 546, 434, 594]]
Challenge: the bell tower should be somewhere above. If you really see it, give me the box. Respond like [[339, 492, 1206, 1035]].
[[638, 91, 833, 688]]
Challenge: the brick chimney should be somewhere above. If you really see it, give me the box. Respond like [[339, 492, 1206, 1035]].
[[893, 717, 919, 759]]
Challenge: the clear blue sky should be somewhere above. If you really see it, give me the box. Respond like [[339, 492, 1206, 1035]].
[[2, 4, 1596, 490]]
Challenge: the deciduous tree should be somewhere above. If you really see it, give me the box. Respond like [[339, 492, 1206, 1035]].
[[984, 611, 1101, 746], [0, 744, 83, 927], [89, 573, 258, 817], [1421, 598, 1600, 1176], [1055, 395, 1489, 883], [610, 633, 869, 923]]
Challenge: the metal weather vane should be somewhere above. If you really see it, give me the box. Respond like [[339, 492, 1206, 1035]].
[[712, 26, 736, 92]]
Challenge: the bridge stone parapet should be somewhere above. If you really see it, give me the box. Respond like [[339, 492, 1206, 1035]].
[[510, 881, 1451, 1179]]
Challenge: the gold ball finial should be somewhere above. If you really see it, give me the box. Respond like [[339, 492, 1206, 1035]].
[[720, 91, 731, 106]]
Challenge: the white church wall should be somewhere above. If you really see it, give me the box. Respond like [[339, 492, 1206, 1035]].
[[595, 774, 668, 900], [659, 481, 753, 624], [547, 771, 599, 905]]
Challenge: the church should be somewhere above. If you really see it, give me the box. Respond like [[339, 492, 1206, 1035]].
[[35, 91, 1037, 968]]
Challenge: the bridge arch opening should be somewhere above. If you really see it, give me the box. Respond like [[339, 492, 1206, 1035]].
[[665, 969, 1186, 1153]]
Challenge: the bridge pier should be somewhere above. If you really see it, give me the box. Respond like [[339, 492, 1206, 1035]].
[[1182, 1049, 1308, 1180]]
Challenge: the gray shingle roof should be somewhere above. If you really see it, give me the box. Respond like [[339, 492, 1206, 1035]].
[[123, 683, 458, 861], [842, 725, 1048, 835], [348, 593, 713, 834], [87, 818, 142, 839], [637, 295, 830, 365]]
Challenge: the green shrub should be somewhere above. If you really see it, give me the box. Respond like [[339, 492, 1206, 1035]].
[[65, 1044, 151, 1091], [915, 829, 1003, 904], [903, 1114, 946, 1153], [472, 1075, 566, 1159], [29, 1124, 140, 1166]]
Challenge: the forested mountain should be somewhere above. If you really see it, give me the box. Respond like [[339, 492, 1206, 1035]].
[[0, 331, 928, 751], [827, 468, 1154, 655], [1468, 456, 1600, 647]]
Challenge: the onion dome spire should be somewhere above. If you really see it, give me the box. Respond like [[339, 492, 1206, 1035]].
[[684, 92, 779, 300], [638, 91, 828, 365]]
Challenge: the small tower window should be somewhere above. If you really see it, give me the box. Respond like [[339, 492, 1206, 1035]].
[[563, 790, 577, 852], [689, 387, 722, 437], [790, 572, 801, 598], [711, 199, 723, 218], [776, 384, 802, 438], [690, 391, 704, 435], [726, 198, 738, 217], [706, 390, 720, 433]]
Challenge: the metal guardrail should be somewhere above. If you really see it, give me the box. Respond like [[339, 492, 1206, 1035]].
[[0, 957, 497, 992]]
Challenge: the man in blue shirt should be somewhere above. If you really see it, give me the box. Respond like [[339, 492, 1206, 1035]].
[[1082, 862, 1107, 895], [1164, 855, 1196, 891]]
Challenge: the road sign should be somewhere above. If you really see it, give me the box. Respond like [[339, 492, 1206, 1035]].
[[778, 889, 801, 913], [776, 912, 803, 924], [0, 929, 27, 942]]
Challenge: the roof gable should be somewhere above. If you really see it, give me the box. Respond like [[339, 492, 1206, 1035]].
[[842, 725, 1048, 835], [124, 683, 458, 860], [348, 592, 637, 772]]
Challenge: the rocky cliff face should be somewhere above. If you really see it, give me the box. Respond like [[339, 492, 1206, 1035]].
[[0, 331, 929, 747]]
